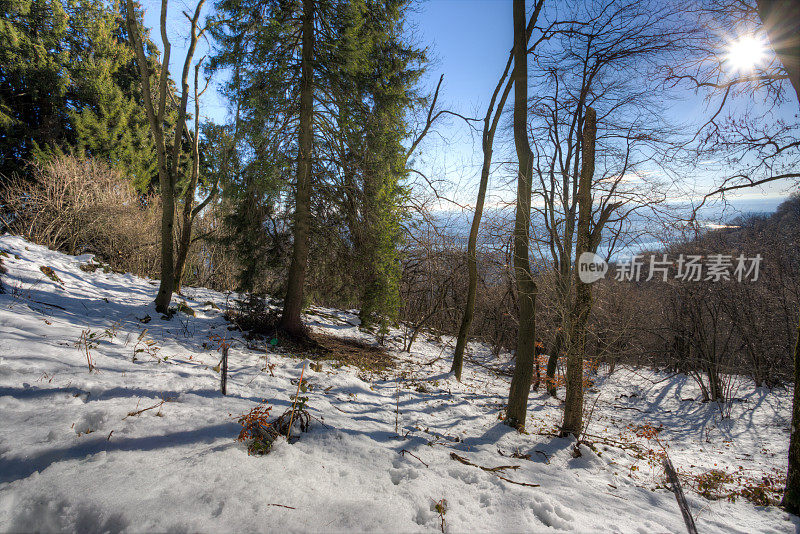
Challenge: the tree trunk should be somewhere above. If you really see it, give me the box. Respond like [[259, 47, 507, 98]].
[[174, 133, 199, 292], [280, 0, 314, 337], [505, 0, 537, 431], [561, 107, 596, 438], [545, 329, 563, 397], [124, 0, 204, 314], [155, 184, 176, 313], [451, 143, 491, 380], [174, 63, 211, 292], [452, 108, 506, 378], [124, 0, 175, 314]]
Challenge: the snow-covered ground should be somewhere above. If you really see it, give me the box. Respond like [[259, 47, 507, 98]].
[[0, 235, 796, 533]]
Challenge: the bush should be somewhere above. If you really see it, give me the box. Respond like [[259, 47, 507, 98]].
[[1, 155, 161, 277]]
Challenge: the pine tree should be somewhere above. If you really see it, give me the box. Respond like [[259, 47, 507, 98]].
[[333, 0, 422, 333], [0, 0, 69, 180], [66, 0, 157, 191], [210, 0, 424, 335], [0, 0, 159, 189]]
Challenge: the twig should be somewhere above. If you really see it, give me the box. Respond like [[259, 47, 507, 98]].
[[449, 453, 519, 472], [449, 452, 540, 487], [287, 363, 306, 442], [124, 398, 173, 418], [266, 504, 296, 510], [495, 474, 541, 487], [220, 345, 228, 395], [400, 449, 429, 468]]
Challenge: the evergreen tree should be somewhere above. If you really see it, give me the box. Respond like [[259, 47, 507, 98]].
[[0, 0, 159, 188], [344, 0, 422, 332], [66, 0, 157, 191], [210, 0, 424, 335], [0, 0, 69, 180]]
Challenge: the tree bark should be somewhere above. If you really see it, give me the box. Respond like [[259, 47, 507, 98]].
[[784, 314, 800, 513], [124, 0, 174, 314], [175, 69, 202, 291], [505, 0, 537, 431], [545, 329, 563, 396], [561, 107, 596, 437], [280, 0, 314, 337]]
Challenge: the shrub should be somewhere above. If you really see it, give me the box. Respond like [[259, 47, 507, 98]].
[[0, 155, 161, 277]]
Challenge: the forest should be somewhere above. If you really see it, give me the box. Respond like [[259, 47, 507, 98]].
[[0, 0, 799, 532]]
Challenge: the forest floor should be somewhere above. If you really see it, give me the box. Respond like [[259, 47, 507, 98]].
[[0, 235, 796, 533]]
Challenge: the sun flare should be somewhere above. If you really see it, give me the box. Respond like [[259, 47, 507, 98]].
[[725, 35, 766, 72]]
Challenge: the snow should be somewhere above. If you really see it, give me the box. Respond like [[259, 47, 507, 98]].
[[0, 234, 797, 533]]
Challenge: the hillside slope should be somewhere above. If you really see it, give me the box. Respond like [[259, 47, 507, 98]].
[[0, 235, 795, 533]]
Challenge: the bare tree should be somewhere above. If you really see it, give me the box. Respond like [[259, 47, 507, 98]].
[[561, 106, 595, 437], [675, 0, 800, 513], [124, 0, 206, 313], [451, 0, 546, 381], [175, 63, 217, 291], [527, 0, 684, 396]]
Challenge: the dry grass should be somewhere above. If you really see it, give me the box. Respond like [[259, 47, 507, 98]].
[[1, 155, 161, 277]]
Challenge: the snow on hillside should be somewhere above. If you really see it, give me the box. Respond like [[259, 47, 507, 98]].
[[0, 235, 796, 533]]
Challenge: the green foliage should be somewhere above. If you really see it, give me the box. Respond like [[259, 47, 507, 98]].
[[0, 0, 70, 178], [207, 0, 424, 320], [333, 0, 423, 331], [0, 0, 159, 189]]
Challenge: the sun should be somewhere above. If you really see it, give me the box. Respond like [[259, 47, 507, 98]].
[[725, 35, 767, 72]]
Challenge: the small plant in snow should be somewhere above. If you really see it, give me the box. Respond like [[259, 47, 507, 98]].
[[39, 265, 63, 285], [237, 403, 277, 455], [694, 469, 731, 500], [76, 329, 98, 372], [133, 329, 161, 362], [432, 498, 447, 532]]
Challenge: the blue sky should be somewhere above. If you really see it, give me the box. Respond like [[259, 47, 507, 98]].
[[140, 0, 797, 207]]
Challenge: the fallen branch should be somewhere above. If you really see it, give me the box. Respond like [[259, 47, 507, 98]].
[[663, 455, 698, 534], [449, 451, 541, 489], [494, 474, 540, 487], [450, 452, 519, 472], [266, 503, 296, 510]]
